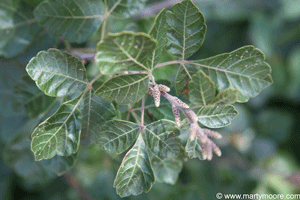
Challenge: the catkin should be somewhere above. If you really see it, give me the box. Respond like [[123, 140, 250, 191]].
[[158, 84, 170, 92], [172, 105, 181, 127], [152, 85, 160, 107]]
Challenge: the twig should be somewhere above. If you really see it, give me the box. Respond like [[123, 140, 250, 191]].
[[154, 60, 188, 69], [140, 97, 145, 132], [89, 73, 103, 85], [148, 83, 222, 160]]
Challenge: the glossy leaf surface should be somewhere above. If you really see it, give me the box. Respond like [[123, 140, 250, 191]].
[[99, 120, 140, 154], [95, 73, 149, 105], [143, 120, 181, 159], [166, 0, 206, 59], [211, 88, 238, 105], [189, 70, 216, 106], [96, 32, 157, 74], [197, 104, 238, 128], [114, 135, 154, 197], [26, 49, 88, 97], [31, 93, 84, 160], [33, 0, 104, 43], [149, 9, 167, 67], [176, 46, 273, 102]]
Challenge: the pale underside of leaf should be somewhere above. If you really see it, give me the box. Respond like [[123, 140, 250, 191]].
[[99, 120, 140, 154], [95, 73, 149, 105], [114, 135, 154, 197], [0, 1, 39, 57], [80, 90, 116, 145], [33, 0, 104, 42], [31, 92, 85, 161], [96, 31, 157, 74], [188, 70, 216, 106], [197, 104, 238, 128], [143, 120, 181, 159], [26, 49, 88, 97], [166, 0, 206, 59]]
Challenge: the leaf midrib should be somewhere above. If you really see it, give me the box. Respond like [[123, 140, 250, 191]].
[[144, 125, 177, 156], [186, 60, 271, 83], [33, 69, 88, 85], [113, 39, 148, 71], [33, 91, 86, 157], [99, 75, 149, 92]]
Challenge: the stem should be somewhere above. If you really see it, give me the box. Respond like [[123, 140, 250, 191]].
[[128, 105, 141, 124], [107, 0, 122, 15], [89, 73, 103, 85], [140, 97, 145, 132], [101, 17, 107, 40], [154, 60, 188, 69], [101, 0, 108, 40], [63, 40, 72, 52]]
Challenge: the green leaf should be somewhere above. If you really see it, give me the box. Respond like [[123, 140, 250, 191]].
[[96, 32, 157, 74], [0, 0, 39, 57], [80, 90, 116, 145], [33, 0, 104, 43], [210, 88, 238, 105], [175, 62, 198, 96], [114, 135, 154, 197], [95, 73, 149, 105], [149, 9, 167, 67], [107, 0, 146, 17], [143, 120, 181, 159], [166, 0, 206, 59], [31, 92, 85, 161], [13, 75, 56, 117], [150, 151, 183, 185], [197, 104, 238, 128], [185, 136, 203, 160], [179, 46, 273, 102], [99, 120, 140, 154], [26, 49, 88, 97], [188, 70, 216, 106]]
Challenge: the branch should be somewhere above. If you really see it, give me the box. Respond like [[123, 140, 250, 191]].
[[147, 83, 223, 160], [70, 48, 96, 64]]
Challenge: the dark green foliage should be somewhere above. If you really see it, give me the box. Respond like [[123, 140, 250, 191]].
[[2, 0, 299, 199]]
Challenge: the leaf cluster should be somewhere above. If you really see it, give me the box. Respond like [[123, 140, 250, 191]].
[[1, 0, 273, 198]]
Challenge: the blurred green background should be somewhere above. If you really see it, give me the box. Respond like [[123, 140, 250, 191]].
[[1, 0, 300, 199]]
